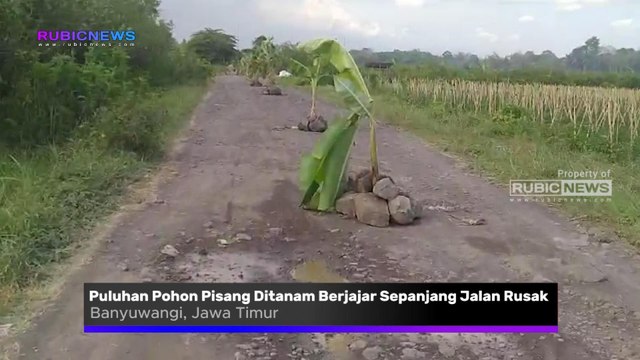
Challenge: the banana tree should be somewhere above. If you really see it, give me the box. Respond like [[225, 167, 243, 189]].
[[241, 51, 262, 85], [257, 37, 279, 85], [291, 56, 330, 120], [249, 53, 262, 82], [298, 39, 379, 211], [238, 56, 250, 76]]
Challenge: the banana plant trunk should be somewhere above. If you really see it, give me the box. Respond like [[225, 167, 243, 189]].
[[369, 120, 379, 184], [309, 79, 318, 118]]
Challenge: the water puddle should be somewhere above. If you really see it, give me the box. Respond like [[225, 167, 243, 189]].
[[326, 334, 357, 360], [292, 261, 354, 359], [290, 260, 346, 283], [311, 333, 359, 360]]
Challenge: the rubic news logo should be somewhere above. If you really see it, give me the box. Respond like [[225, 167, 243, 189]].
[[510, 170, 612, 203], [37, 30, 136, 47]]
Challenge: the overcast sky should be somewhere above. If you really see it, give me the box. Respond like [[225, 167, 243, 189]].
[[159, 0, 640, 57]]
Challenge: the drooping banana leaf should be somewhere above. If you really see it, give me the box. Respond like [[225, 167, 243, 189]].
[[297, 39, 374, 211], [290, 58, 311, 78]]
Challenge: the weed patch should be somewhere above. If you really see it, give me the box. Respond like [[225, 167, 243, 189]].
[[0, 84, 207, 316]]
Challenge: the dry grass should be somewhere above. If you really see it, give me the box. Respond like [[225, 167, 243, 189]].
[[386, 78, 640, 148]]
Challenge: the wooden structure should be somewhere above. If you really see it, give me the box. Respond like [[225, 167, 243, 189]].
[[364, 62, 394, 69]]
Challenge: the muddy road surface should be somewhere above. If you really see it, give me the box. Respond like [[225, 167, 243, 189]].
[[4, 75, 640, 360]]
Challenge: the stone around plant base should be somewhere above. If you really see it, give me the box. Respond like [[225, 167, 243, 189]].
[[297, 121, 309, 131], [336, 192, 358, 218], [346, 167, 373, 193], [388, 195, 416, 225], [373, 177, 401, 200], [354, 193, 390, 227], [354, 169, 374, 193], [263, 86, 282, 95], [307, 114, 327, 132], [309, 119, 327, 132], [412, 200, 424, 219], [249, 80, 262, 87], [346, 168, 364, 192]]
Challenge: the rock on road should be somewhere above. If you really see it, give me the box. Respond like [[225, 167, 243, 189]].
[[4, 75, 640, 360]]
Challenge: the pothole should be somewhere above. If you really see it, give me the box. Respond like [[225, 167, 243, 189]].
[[169, 252, 281, 282], [290, 259, 346, 283]]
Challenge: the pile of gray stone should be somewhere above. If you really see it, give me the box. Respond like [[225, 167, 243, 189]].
[[297, 114, 327, 132], [335, 168, 421, 227], [262, 86, 282, 95]]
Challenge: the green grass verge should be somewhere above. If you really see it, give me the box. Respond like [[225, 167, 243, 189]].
[[0, 83, 207, 317], [311, 84, 639, 248]]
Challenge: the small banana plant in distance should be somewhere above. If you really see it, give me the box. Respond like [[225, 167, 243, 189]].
[[291, 56, 330, 132], [298, 38, 380, 211]]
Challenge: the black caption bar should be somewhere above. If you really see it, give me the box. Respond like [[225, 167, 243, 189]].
[[84, 283, 558, 333]]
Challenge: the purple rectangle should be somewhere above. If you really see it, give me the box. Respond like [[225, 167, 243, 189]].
[[85, 325, 558, 333]]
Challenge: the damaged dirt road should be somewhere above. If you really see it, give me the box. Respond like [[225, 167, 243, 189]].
[[4, 75, 640, 360]]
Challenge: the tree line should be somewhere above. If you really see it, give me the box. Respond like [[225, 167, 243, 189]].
[[350, 36, 640, 89]]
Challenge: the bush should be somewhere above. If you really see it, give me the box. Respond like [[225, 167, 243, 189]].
[[92, 96, 168, 158], [0, 0, 214, 149], [0, 0, 218, 302], [0, 83, 205, 301], [169, 46, 213, 83]]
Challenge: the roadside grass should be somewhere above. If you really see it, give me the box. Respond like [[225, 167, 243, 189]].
[[310, 84, 639, 249], [0, 83, 207, 317]]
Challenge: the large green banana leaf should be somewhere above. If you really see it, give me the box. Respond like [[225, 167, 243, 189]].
[[298, 39, 374, 211]]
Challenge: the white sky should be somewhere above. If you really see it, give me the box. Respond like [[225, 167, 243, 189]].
[[159, 0, 640, 56]]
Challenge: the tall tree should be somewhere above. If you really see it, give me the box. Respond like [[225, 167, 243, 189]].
[[252, 35, 268, 49], [187, 28, 239, 64]]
